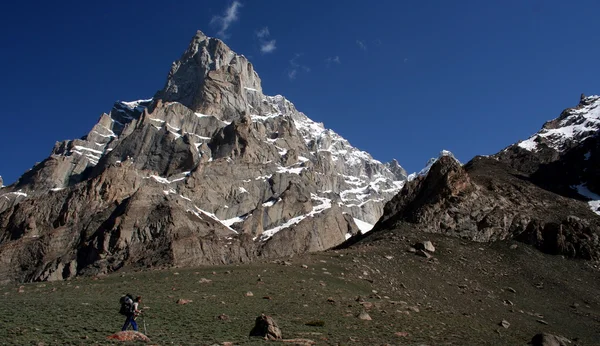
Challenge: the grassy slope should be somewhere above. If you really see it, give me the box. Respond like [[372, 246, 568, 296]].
[[1, 229, 599, 345]]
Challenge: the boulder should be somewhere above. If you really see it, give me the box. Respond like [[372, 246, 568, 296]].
[[249, 314, 282, 340], [529, 333, 571, 346]]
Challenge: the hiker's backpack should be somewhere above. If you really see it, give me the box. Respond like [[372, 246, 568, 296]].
[[119, 294, 134, 315]]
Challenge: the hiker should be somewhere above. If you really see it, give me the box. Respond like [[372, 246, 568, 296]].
[[121, 296, 142, 331]]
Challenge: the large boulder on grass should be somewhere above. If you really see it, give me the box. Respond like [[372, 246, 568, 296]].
[[249, 314, 282, 340]]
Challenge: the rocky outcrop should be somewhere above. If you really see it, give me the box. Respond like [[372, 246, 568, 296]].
[[0, 31, 406, 282], [360, 94, 600, 260], [369, 152, 600, 260]]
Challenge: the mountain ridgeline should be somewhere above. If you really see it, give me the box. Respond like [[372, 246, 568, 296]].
[[1, 30, 599, 284], [362, 95, 600, 260], [0, 31, 407, 283]]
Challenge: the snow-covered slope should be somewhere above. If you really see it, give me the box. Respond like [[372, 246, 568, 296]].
[[518, 95, 600, 152]]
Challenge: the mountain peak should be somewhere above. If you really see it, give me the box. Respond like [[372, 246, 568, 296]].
[[155, 30, 262, 119], [517, 94, 600, 153]]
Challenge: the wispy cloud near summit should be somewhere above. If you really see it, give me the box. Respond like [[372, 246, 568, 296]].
[[255, 26, 276, 54], [260, 40, 277, 53], [356, 40, 367, 51], [211, 1, 242, 39], [288, 54, 310, 80], [325, 56, 341, 66]]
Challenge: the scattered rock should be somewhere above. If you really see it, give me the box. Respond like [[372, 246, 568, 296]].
[[500, 320, 510, 329], [384, 255, 394, 260], [503, 299, 514, 306], [217, 313, 229, 321], [326, 297, 335, 303], [360, 302, 374, 310], [506, 287, 517, 293], [106, 331, 151, 342], [301, 264, 308, 269], [357, 311, 372, 320], [536, 319, 549, 325], [176, 299, 192, 305], [407, 247, 417, 253], [394, 332, 409, 337], [198, 278, 212, 284], [407, 306, 420, 313], [416, 249, 432, 259], [249, 314, 282, 340], [417, 240, 435, 252], [263, 296, 272, 300], [245, 291, 254, 297], [529, 333, 571, 346]]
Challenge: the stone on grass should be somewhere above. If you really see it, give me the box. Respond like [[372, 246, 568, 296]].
[[245, 291, 254, 297], [249, 314, 282, 340], [529, 333, 571, 346], [106, 331, 151, 342], [357, 311, 372, 320], [500, 320, 510, 329], [416, 249, 432, 259], [176, 299, 192, 304]]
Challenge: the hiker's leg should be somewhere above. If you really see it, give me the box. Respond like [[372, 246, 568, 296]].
[[121, 316, 131, 331], [131, 319, 138, 331]]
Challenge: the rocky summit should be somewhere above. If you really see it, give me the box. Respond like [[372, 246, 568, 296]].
[[0, 31, 406, 283], [359, 95, 600, 260]]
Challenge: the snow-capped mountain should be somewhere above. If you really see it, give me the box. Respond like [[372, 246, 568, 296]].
[[497, 94, 600, 216], [0, 31, 407, 282], [517, 94, 600, 153]]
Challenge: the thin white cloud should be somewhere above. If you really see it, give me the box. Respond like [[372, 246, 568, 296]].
[[325, 56, 341, 65], [260, 40, 277, 53], [356, 40, 367, 51], [256, 27, 270, 39], [287, 54, 310, 80], [211, 1, 242, 38], [255, 26, 276, 54]]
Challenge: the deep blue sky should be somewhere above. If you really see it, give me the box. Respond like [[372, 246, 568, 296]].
[[1, 1, 599, 185]]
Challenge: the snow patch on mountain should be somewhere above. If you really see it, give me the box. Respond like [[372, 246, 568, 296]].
[[353, 218, 374, 234], [573, 184, 600, 216]]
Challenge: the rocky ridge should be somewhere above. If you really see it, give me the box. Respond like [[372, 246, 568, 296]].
[[364, 95, 600, 260], [0, 31, 406, 282]]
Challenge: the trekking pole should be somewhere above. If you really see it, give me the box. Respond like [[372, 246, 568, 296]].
[[143, 315, 147, 335]]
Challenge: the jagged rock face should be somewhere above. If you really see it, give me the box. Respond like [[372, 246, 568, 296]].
[[372, 156, 600, 259], [0, 31, 406, 282], [155, 30, 262, 122]]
